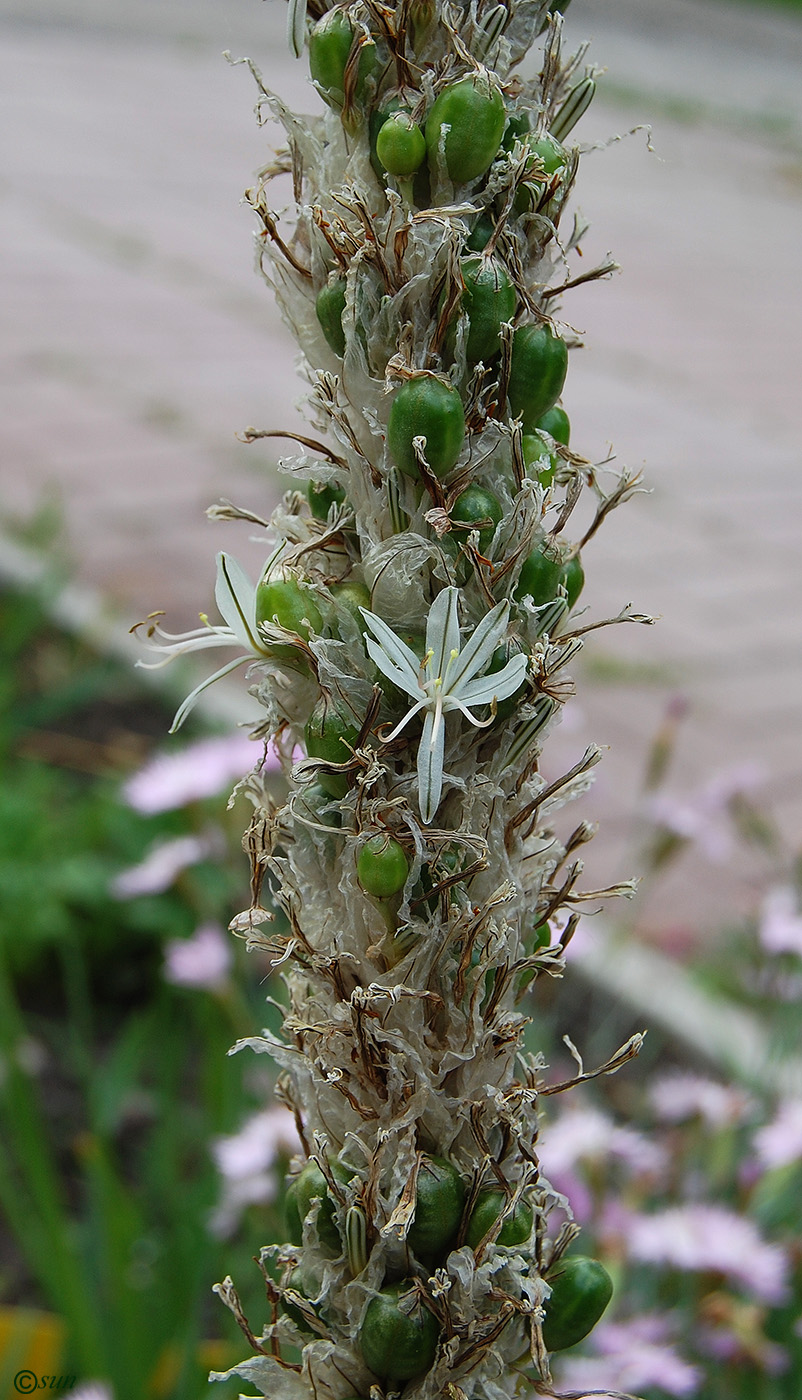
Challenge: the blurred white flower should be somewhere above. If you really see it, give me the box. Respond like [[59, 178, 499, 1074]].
[[69, 1386, 113, 1400], [163, 923, 232, 990], [753, 1098, 802, 1171], [627, 1204, 789, 1304], [651, 1072, 754, 1128], [759, 885, 802, 957], [540, 1101, 666, 1180], [210, 1106, 301, 1237], [643, 762, 764, 863], [123, 733, 272, 814], [558, 1314, 701, 1397], [111, 831, 220, 898]]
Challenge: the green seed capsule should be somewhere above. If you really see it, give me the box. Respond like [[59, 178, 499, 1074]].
[[285, 1158, 351, 1252], [255, 578, 324, 664], [407, 1155, 466, 1259], [304, 697, 360, 798], [387, 374, 465, 479], [315, 278, 347, 357], [513, 131, 568, 215], [542, 1255, 614, 1352], [357, 834, 409, 898], [331, 578, 371, 631], [425, 77, 506, 184], [308, 477, 346, 519], [514, 547, 563, 606], [369, 98, 401, 176], [465, 1189, 534, 1248], [447, 484, 503, 556], [360, 1281, 441, 1381], [561, 554, 584, 609], [376, 111, 426, 177], [460, 255, 517, 364], [466, 210, 495, 253], [522, 431, 559, 485], [501, 110, 530, 152], [308, 8, 378, 112], [536, 404, 571, 446], [527, 131, 567, 178], [508, 323, 569, 432]]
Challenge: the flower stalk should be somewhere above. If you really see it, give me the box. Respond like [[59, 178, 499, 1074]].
[[138, 2, 656, 1396]]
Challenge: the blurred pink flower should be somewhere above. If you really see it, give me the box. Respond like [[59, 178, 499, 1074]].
[[650, 1072, 754, 1128], [759, 885, 802, 957], [642, 762, 764, 863], [558, 1314, 701, 1397], [210, 1106, 301, 1237], [111, 831, 220, 897], [540, 1101, 666, 1181], [122, 733, 277, 814], [753, 1098, 802, 1171], [627, 1204, 789, 1304], [163, 923, 232, 990]]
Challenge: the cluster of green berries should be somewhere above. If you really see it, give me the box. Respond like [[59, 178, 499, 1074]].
[[282, 1154, 612, 1382]]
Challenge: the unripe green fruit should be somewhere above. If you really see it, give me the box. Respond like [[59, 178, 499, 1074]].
[[376, 112, 426, 177], [447, 484, 503, 556], [255, 578, 324, 664], [542, 1255, 613, 1352], [460, 255, 517, 364], [407, 1155, 466, 1258], [522, 431, 559, 486], [425, 78, 506, 184], [527, 131, 568, 178], [387, 375, 465, 479], [508, 324, 569, 432], [369, 99, 401, 176], [466, 210, 495, 253], [308, 477, 346, 519], [285, 1158, 351, 1252], [501, 110, 530, 152], [561, 554, 585, 609], [308, 9, 378, 111], [536, 404, 571, 446], [465, 1189, 534, 1248], [513, 131, 568, 214], [359, 1281, 441, 1381], [304, 697, 360, 798], [315, 279, 347, 357], [357, 834, 409, 898], [514, 547, 563, 605], [331, 579, 371, 631]]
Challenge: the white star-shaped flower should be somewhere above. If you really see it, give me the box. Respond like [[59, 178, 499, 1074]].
[[361, 586, 528, 824]]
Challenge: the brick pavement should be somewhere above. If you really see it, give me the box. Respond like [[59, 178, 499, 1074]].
[[1, 0, 801, 937]]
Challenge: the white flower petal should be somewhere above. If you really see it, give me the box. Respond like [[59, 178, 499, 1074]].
[[419, 706, 445, 825], [456, 653, 529, 707], [446, 600, 511, 692], [215, 552, 260, 651], [360, 608, 422, 682], [364, 636, 421, 698], [169, 655, 251, 732], [425, 587, 460, 679]]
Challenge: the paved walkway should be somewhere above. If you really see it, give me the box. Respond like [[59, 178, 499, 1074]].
[[1, 0, 801, 938]]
